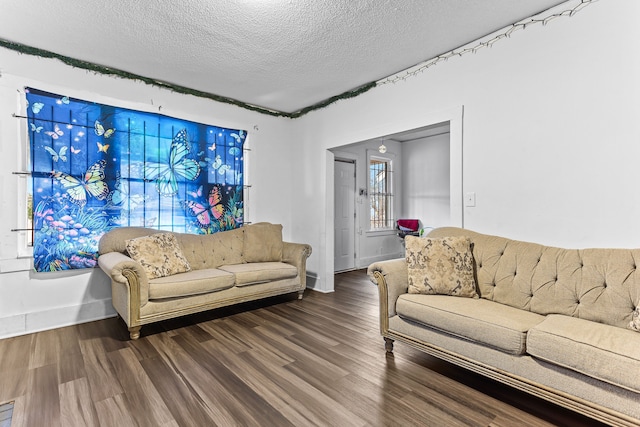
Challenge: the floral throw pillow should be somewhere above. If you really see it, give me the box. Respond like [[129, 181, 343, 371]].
[[405, 235, 478, 298], [125, 232, 191, 279], [629, 306, 640, 332]]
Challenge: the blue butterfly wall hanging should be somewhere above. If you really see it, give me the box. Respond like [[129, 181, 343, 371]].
[[26, 87, 247, 272], [144, 129, 201, 196]]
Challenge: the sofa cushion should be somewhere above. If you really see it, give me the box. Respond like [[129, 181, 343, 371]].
[[125, 232, 191, 279], [244, 223, 283, 262], [148, 268, 235, 299], [396, 294, 545, 354], [98, 226, 163, 255], [527, 314, 640, 394], [177, 227, 244, 269], [629, 305, 640, 331], [405, 235, 478, 298], [218, 262, 297, 287]]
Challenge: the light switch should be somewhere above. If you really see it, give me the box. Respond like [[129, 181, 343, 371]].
[[465, 192, 476, 207]]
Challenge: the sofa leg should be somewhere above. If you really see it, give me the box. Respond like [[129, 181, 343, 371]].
[[384, 337, 394, 353], [129, 326, 141, 340], [297, 290, 304, 300]]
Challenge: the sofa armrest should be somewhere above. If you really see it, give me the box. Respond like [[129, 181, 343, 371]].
[[367, 258, 408, 319], [98, 252, 150, 307], [282, 242, 312, 287]]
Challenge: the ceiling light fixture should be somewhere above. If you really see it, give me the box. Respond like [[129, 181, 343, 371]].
[[378, 140, 387, 154]]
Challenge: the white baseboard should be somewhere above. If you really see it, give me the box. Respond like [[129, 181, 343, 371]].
[[0, 298, 117, 339], [305, 273, 335, 293], [0, 273, 347, 339], [308, 287, 334, 294]]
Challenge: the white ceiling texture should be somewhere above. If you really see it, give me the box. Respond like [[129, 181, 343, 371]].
[[0, 0, 568, 116]]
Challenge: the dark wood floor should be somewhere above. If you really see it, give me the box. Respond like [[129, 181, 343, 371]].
[[0, 269, 606, 427]]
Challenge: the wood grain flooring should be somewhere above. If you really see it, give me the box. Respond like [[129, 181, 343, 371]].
[[0, 269, 607, 427]]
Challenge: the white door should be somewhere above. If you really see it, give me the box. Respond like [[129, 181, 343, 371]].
[[334, 160, 356, 271]]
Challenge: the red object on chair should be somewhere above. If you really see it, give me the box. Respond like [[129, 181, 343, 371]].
[[397, 219, 419, 232]]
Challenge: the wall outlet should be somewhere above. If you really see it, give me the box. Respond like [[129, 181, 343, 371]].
[[465, 192, 476, 207]]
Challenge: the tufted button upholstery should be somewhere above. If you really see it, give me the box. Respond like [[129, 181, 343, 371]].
[[178, 227, 245, 269], [427, 226, 640, 329]]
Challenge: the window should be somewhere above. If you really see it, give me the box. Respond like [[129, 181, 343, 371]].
[[18, 98, 35, 254], [369, 157, 393, 229]]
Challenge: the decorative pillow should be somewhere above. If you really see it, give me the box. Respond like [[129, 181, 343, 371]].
[[243, 222, 283, 262], [629, 306, 640, 332], [405, 235, 478, 298], [125, 232, 191, 279]]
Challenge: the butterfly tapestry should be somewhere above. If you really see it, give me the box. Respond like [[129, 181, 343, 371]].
[[94, 120, 115, 138], [52, 160, 109, 207], [45, 124, 64, 139], [185, 185, 225, 227], [44, 145, 68, 162], [109, 172, 145, 211], [26, 87, 246, 272], [144, 129, 201, 196]]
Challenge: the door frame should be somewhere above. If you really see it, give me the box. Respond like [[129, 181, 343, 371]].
[[333, 157, 357, 272], [323, 105, 464, 293]]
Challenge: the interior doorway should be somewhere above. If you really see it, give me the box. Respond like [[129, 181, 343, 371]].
[[330, 122, 454, 272], [334, 159, 356, 271], [323, 105, 464, 293]]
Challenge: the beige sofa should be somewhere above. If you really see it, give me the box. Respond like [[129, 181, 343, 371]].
[[98, 222, 312, 340], [368, 227, 640, 427]]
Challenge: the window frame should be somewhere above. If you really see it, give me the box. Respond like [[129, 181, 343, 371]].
[[19, 95, 35, 258], [367, 149, 395, 232]]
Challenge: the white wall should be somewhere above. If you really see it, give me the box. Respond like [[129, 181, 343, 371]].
[[401, 133, 451, 230], [291, 0, 640, 292], [0, 48, 296, 338], [2, 0, 638, 334]]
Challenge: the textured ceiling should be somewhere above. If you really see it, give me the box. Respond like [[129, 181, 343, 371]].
[[0, 0, 567, 114]]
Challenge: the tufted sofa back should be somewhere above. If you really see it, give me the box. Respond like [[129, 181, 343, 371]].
[[427, 227, 640, 329], [177, 227, 245, 269], [99, 223, 285, 271]]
